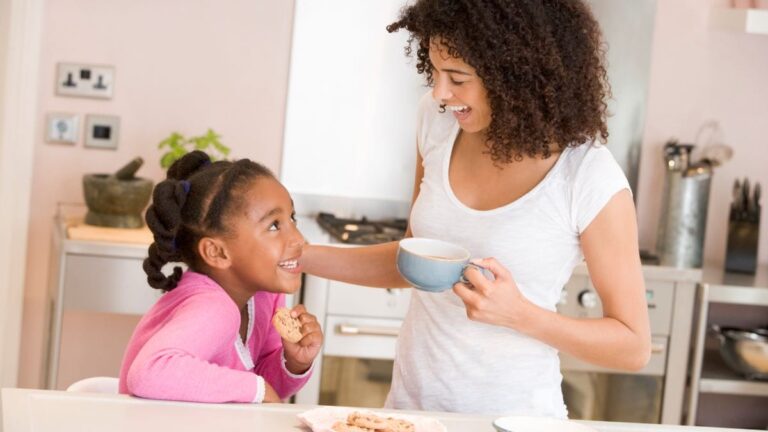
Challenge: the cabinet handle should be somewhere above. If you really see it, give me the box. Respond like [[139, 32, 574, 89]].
[[337, 324, 400, 337], [651, 343, 665, 354]]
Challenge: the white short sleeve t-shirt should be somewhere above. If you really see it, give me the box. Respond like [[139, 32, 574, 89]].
[[384, 91, 630, 418]]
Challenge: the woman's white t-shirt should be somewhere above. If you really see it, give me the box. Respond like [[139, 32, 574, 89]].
[[384, 92, 630, 418]]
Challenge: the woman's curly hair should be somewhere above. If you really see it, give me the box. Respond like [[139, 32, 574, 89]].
[[387, 0, 610, 162]]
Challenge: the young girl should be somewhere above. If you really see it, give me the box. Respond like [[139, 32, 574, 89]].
[[119, 150, 322, 404], [301, 0, 650, 418]]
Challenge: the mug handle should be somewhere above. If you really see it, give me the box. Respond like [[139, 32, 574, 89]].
[[459, 262, 488, 285]]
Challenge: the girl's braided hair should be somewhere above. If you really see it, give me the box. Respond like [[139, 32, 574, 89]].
[[143, 151, 274, 291], [387, 0, 610, 162]]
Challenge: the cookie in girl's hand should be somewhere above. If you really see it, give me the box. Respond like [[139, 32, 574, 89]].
[[272, 307, 303, 343]]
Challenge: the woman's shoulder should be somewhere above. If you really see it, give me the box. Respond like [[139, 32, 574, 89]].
[[558, 142, 624, 184]]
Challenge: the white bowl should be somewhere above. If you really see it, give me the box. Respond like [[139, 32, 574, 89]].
[[493, 416, 598, 432]]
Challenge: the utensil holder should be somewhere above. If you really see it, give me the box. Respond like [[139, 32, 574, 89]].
[[725, 218, 760, 274]]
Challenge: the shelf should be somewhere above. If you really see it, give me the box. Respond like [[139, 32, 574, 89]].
[[702, 265, 768, 306], [699, 350, 768, 397], [710, 8, 768, 35]]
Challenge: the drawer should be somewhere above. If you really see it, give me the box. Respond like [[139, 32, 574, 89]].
[[559, 336, 668, 376], [323, 315, 402, 360], [63, 253, 162, 315], [326, 281, 411, 319]]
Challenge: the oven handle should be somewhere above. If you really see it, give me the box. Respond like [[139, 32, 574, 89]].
[[651, 342, 665, 354], [337, 323, 400, 337]]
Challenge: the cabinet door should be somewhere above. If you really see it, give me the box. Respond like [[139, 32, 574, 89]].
[[63, 253, 161, 315]]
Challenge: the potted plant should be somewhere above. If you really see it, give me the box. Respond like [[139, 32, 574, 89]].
[[157, 128, 231, 169]]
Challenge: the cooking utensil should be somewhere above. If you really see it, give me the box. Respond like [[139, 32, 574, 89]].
[[701, 143, 733, 167], [711, 325, 768, 380]]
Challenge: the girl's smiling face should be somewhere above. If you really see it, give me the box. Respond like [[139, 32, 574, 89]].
[[428, 38, 492, 134], [221, 176, 305, 295]]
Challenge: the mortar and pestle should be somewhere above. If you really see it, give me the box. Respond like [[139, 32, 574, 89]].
[[82, 157, 154, 228]]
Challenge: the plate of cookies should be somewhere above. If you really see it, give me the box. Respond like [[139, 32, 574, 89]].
[[297, 407, 446, 432]]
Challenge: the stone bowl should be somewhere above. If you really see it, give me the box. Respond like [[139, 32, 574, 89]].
[[83, 174, 153, 228]]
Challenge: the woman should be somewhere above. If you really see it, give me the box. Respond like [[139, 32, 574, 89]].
[[301, 0, 650, 418]]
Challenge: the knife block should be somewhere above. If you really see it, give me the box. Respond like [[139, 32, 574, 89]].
[[724, 213, 760, 274]]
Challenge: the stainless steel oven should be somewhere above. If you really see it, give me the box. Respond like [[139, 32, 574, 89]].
[[557, 267, 699, 424]]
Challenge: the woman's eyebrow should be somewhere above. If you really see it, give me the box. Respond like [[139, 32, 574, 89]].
[[441, 68, 471, 76]]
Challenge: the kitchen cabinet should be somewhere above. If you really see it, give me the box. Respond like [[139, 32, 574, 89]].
[[687, 266, 768, 429], [46, 217, 157, 390]]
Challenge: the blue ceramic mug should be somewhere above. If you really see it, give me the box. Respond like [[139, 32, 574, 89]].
[[396, 237, 480, 292]]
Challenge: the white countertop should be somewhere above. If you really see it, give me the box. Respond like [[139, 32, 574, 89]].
[[0, 389, 748, 432]]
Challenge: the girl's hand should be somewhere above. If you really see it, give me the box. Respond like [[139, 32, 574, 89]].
[[453, 257, 535, 330], [281, 304, 323, 375], [262, 381, 282, 403]]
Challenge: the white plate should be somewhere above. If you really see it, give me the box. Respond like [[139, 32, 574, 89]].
[[298, 407, 446, 432], [493, 416, 598, 432]]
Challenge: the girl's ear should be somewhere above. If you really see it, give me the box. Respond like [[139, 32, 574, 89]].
[[198, 236, 232, 269]]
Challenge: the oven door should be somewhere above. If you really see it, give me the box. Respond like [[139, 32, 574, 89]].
[[319, 315, 401, 407], [560, 337, 668, 423]]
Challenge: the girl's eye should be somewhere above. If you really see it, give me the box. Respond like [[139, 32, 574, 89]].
[[450, 78, 465, 86], [268, 221, 280, 231], [291, 213, 298, 224]]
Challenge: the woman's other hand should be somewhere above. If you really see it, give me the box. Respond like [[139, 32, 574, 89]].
[[262, 381, 282, 403], [453, 257, 534, 330], [281, 304, 323, 375]]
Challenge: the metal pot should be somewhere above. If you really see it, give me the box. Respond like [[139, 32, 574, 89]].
[[711, 325, 768, 380]]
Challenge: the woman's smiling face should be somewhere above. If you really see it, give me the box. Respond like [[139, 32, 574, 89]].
[[223, 176, 305, 295], [428, 38, 492, 134]]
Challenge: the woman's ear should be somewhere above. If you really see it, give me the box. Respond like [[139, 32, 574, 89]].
[[198, 236, 232, 269]]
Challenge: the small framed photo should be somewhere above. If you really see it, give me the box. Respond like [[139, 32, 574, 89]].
[[84, 114, 120, 150]]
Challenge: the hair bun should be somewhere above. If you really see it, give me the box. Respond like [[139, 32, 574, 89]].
[[167, 150, 212, 181]]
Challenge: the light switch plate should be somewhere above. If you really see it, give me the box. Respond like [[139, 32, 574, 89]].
[[84, 114, 120, 150], [56, 62, 115, 99], [45, 112, 79, 145]]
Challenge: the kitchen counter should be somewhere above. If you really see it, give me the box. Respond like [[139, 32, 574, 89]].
[[0, 388, 749, 432]]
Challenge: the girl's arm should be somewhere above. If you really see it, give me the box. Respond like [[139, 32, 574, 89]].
[[457, 189, 652, 371], [253, 299, 319, 400], [299, 149, 425, 288], [124, 294, 266, 403]]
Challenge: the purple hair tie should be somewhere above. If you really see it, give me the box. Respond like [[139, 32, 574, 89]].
[[180, 180, 191, 194]]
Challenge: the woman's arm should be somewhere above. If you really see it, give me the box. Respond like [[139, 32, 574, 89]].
[[299, 149, 425, 288], [456, 189, 652, 371]]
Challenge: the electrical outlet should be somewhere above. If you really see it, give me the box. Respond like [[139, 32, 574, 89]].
[[45, 112, 79, 144], [56, 63, 115, 99], [84, 114, 120, 150]]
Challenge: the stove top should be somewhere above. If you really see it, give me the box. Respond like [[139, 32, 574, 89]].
[[316, 212, 407, 245]]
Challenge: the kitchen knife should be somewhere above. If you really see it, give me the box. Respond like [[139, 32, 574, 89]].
[[752, 182, 762, 219], [732, 179, 742, 213], [742, 178, 751, 218]]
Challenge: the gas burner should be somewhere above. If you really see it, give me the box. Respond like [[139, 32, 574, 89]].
[[316, 212, 407, 245]]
